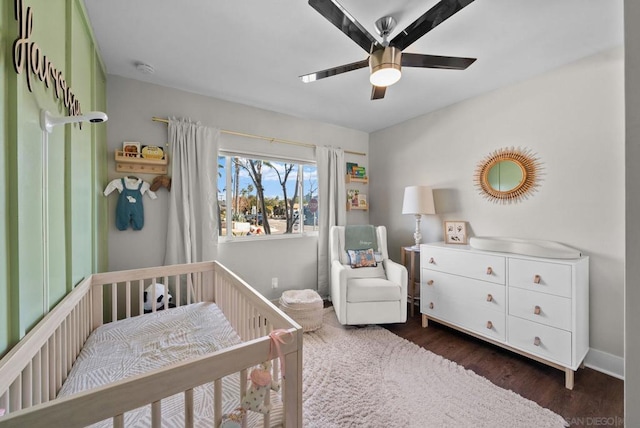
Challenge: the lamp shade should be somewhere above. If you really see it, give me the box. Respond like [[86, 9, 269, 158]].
[[402, 186, 435, 215]]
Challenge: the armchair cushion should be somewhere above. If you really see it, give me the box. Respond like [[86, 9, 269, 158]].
[[347, 278, 402, 303], [344, 265, 387, 280]]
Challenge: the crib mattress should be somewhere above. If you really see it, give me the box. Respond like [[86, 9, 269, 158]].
[[58, 302, 282, 427]]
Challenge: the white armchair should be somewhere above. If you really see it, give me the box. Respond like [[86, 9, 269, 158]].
[[329, 225, 408, 325]]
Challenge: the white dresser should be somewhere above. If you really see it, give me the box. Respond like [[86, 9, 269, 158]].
[[420, 242, 589, 389]]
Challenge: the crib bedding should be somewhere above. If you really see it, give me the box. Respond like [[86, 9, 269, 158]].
[[58, 302, 282, 427]]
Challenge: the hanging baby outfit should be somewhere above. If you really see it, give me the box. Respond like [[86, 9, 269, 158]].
[[117, 178, 144, 230], [104, 177, 157, 230]]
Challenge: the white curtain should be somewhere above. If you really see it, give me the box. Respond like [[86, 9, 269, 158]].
[[316, 146, 346, 297], [164, 118, 220, 266]]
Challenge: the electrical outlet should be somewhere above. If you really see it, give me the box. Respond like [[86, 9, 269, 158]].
[[271, 277, 278, 289]]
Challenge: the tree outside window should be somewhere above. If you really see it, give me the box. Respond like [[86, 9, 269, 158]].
[[218, 155, 318, 238]]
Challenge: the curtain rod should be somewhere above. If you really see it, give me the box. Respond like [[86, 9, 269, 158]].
[[152, 117, 366, 156]]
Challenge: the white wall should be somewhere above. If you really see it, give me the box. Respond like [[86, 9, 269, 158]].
[[625, 0, 640, 424], [369, 48, 625, 363], [106, 75, 368, 299]]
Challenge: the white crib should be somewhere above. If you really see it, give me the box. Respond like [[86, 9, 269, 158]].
[[0, 261, 303, 427]]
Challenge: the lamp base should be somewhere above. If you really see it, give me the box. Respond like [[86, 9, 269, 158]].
[[413, 214, 422, 247]]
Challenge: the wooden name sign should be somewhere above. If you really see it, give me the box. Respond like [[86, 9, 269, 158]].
[[12, 0, 83, 118]]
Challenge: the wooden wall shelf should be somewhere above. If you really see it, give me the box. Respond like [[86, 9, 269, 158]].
[[115, 150, 168, 174], [346, 205, 368, 211], [345, 174, 368, 184]]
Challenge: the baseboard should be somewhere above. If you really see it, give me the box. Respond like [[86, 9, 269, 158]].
[[584, 348, 624, 380]]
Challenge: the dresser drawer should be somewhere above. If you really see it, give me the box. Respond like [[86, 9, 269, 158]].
[[509, 287, 571, 331], [508, 316, 571, 366], [508, 259, 572, 297], [422, 292, 506, 342], [421, 247, 505, 285], [422, 270, 506, 314]]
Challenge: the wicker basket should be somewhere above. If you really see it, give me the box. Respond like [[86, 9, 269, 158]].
[[279, 289, 323, 332]]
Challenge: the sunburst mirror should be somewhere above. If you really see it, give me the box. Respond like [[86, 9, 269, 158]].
[[474, 147, 543, 204]]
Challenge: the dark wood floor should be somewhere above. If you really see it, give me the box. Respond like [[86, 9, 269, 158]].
[[382, 308, 624, 427]]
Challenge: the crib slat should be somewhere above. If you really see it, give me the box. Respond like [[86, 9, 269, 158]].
[[184, 388, 194, 428], [175, 274, 181, 307], [196, 272, 202, 302], [32, 352, 41, 405], [80, 295, 86, 344], [240, 369, 247, 428], [151, 277, 157, 313], [113, 413, 124, 428], [22, 361, 32, 409], [41, 342, 49, 402], [55, 326, 63, 392], [48, 336, 56, 398], [61, 320, 68, 384], [187, 273, 192, 304], [9, 375, 20, 412], [73, 305, 79, 365], [139, 279, 144, 315], [125, 281, 131, 319], [66, 316, 72, 375], [92, 284, 103, 330], [151, 400, 161, 428], [111, 282, 118, 321], [163, 277, 169, 310], [214, 378, 222, 428]]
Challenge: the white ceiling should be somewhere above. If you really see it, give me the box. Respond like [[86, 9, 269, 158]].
[[83, 0, 623, 133]]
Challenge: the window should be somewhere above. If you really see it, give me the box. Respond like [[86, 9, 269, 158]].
[[218, 154, 318, 239]]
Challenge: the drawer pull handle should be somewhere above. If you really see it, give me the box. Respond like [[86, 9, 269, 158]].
[[486, 294, 493, 302], [427, 280, 434, 286], [486, 321, 493, 329], [486, 267, 493, 275], [534, 274, 541, 284], [429, 257, 435, 264], [429, 302, 434, 310], [534, 305, 541, 315], [534, 336, 541, 346]]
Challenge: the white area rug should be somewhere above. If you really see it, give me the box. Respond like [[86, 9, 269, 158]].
[[302, 308, 568, 428]]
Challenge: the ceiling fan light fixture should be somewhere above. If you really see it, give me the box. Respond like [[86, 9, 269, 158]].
[[369, 47, 402, 87]]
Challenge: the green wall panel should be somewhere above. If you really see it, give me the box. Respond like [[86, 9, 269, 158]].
[[40, 0, 69, 310], [14, 0, 68, 334], [93, 57, 108, 273], [68, 0, 94, 287], [0, 0, 106, 355], [0, 0, 10, 356]]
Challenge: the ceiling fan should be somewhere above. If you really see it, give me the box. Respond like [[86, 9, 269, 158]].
[[300, 0, 477, 100]]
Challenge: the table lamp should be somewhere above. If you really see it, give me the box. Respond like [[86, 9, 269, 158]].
[[402, 186, 436, 248]]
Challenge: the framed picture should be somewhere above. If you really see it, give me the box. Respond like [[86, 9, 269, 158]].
[[444, 221, 467, 244], [122, 142, 141, 158]]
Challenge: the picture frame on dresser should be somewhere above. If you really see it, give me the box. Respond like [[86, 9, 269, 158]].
[[444, 221, 467, 244]]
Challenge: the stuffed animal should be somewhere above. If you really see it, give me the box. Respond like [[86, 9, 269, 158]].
[[150, 175, 171, 192], [241, 361, 280, 415], [143, 283, 172, 311]]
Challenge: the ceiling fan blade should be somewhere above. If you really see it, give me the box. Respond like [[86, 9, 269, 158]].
[[391, 0, 476, 51], [308, 0, 381, 53], [300, 59, 369, 83], [371, 85, 386, 100], [402, 53, 476, 70]]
